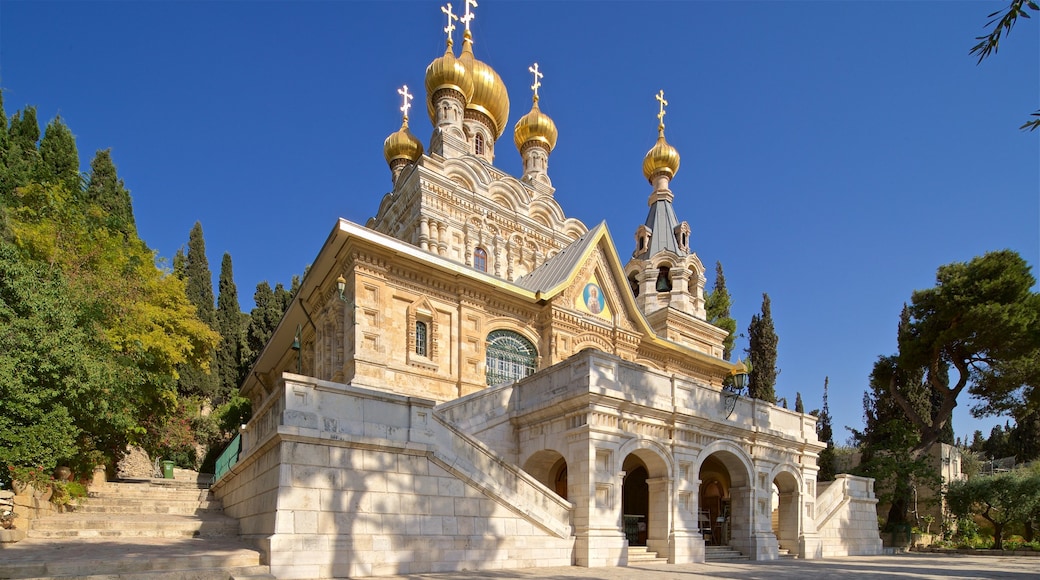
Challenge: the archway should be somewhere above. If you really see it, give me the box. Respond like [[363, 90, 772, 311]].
[[622, 457, 649, 546], [522, 450, 568, 500], [698, 455, 732, 545], [772, 470, 801, 555]]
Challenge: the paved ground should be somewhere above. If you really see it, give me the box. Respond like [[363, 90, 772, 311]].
[[378, 553, 1040, 580]]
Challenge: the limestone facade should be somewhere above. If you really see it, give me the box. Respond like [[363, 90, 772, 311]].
[[214, 4, 882, 577]]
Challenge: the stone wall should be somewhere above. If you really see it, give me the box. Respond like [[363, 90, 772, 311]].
[[814, 475, 883, 557], [213, 374, 574, 578]]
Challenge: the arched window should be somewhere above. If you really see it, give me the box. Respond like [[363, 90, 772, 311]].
[[628, 272, 640, 297], [485, 329, 537, 386], [474, 133, 485, 156], [656, 266, 673, 292], [415, 321, 428, 356], [474, 247, 488, 272]]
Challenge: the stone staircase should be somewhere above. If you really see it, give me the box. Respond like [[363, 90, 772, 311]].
[[626, 545, 668, 565], [704, 545, 748, 562], [0, 480, 271, 579]]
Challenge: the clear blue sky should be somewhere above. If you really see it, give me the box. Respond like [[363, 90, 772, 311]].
[[2, 1, 1037, 444]]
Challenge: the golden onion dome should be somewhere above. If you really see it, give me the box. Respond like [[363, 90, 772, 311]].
[[458, 32, 510, 139], [513, 100, 557, 151], [424, 43, 474, 124], [642, 126, 680, 182], [383, 118, 424, 165]]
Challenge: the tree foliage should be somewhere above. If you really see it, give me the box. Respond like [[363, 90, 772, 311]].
[[746, 293, 778, 403], [0, 101, 218, 479], [705, 261, 736, 360], [970, 0, 1040, 131], [216, 252, 245, 402], [851, 355, 938, 528], [892, 250, 1040, 451], [947, 469, 1040, 550], [817, 377, 837, 482], [178, 221, 220, 399]]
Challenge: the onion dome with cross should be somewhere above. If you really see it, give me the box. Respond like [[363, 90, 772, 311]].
[[455, 1, 509, 139], [384, 85, 424, 181], [513, 63, 557, 152], [642, 90, 681, 183], [425, 3, 474, 125]]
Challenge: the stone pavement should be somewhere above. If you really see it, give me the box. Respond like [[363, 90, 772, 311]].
[[377, 553, 1040, 580]]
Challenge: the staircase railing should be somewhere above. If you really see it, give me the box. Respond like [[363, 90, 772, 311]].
[[213, 433, 242, 481]]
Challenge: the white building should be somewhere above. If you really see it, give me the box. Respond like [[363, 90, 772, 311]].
[[212, 4, 883, 577]]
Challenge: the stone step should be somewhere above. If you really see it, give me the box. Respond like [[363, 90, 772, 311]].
[[778, 547, 797, 559], [28, 513, 238, 539], [73, 500, 223, 515], [0, 537, 266, 580], [626, 546, 668, 564], [704, 545, 748, 561]]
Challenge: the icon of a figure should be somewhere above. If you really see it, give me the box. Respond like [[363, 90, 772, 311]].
[[584, 283, 603, 314]]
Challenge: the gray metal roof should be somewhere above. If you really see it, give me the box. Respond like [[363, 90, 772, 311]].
[[515, 222, 607, 294], [633, 198, 685, 260]]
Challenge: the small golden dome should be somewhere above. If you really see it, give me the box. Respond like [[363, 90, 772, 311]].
[[459, 32, 510, 139], [425, 44, 474, 124], [642, 127, 680, 182], [514, 100, 557, 151], [384, 119, 424, 165]]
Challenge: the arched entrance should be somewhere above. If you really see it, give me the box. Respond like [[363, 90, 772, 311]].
[[522, 449, 568, 500], [622, 456, 649, 546], [772, 470, 801, 555], [698, 455, 732, 545]]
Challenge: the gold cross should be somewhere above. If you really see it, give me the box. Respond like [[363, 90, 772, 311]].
[[441, 3, 458, 46], [461, 0, 477, 33], [529, 63, 543, 102], [656, 90, 668, 130], [398, 85, 414, 120]]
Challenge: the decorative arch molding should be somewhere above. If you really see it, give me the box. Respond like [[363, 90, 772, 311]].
[[696, 440, 755, 488], [529, 197, 567, 225], [443, 157, 492, 189], [488, 181, 531, 214], [561, 220, 588, 241], [768, 463, 804, 493], [616, 437, 673, 479]]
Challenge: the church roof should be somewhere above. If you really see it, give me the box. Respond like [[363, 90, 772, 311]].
[[515, 222, 606, 293], [634, 198, 684, 260]]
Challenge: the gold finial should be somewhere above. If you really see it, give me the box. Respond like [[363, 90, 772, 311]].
[[655, 89, 668, 133], [398, 85, 414, 122], [441, 3, 458, 47], [529, 63, 543, 103], [461, 0, 477, 34]]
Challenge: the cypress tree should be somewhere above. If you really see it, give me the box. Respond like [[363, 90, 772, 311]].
[[817, 377, 837, 481], [795, 392, 804, 413], [38, 116, 80, 191], [247, 281, 281, 363], [178, 222, 219, 398], [746, 293, 778, 403], [2, 107, 41, 195], [86, 149, 136, 235], [216, 252, 244, 402], [704, 261, 737, 360]]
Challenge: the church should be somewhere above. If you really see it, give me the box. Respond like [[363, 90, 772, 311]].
[[211, 3, 883, 577]]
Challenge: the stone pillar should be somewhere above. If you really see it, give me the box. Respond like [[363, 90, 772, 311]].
[[419, 217, 430, 252], [646, 476, 673, 561]]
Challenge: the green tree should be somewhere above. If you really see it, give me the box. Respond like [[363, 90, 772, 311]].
[[85, 149, 136, 235], [247, 281, 279, 364], [746, 293, 778, 403], [852, 355, 938, 529], [178, 222, 219, 399], [2, 106, 41, 196], [893, 250, 1040, 451], [38, 116, 80, 191], [971, 0, 1040, 130], [983, 423, 1014, 460], [947, 469, 1040, 549], [1009, 407, 1040, 463], [795, 392, 804, 413], [216, 252, 244, 402], [705, 261, 736, 360], [817, 377, 837, 482]]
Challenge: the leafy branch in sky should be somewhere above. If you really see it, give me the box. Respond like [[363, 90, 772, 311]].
[[971, 0, 1040, 131]]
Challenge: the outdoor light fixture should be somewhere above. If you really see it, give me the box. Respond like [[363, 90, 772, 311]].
[[722, 358, 751, 419], [336, 275, 347, 301], [292, 324, 302, 373]]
